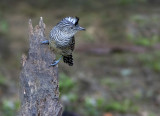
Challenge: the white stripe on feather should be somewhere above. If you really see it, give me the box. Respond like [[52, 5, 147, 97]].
[[64, 17, 77, 24]]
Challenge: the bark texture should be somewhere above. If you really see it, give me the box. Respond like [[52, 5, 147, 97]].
[[19, 17, 62, 116]]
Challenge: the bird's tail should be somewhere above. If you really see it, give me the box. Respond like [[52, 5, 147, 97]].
[[63, 55, 73, 66]]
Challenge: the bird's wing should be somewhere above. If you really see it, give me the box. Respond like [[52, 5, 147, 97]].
[[70, 36, 75, 51]]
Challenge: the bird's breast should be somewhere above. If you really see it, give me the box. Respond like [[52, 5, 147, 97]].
[[49, 39, 72, 56]]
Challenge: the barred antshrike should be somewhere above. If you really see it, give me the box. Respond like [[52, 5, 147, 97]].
[[41, 17, 85, 66]]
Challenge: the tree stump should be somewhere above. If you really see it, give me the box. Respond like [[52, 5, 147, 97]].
[[19, 17, 62, 116]]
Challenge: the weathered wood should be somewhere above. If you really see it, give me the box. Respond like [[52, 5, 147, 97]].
[[19, 17, 62, 116]]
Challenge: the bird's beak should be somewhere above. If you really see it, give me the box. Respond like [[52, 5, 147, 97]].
[[78, 26, 85, 31]]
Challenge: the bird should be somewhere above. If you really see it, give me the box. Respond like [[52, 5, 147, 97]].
[[41, 16, 85, 66]]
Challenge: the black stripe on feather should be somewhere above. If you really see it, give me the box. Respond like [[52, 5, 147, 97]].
[[63, 55, 73, 66], [75, 17, 79, 26]]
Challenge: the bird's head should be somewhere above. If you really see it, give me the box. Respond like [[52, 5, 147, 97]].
[[58, 17, 85, 37]]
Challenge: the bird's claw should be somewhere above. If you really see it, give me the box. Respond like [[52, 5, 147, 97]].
[[41, 40, 49, 44], [50, 60, 59, 66], [49, 57, 62, 67]]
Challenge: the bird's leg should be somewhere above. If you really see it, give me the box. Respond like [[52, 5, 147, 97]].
[[50, 57, 62, 66], [41, 40, 49, 45]]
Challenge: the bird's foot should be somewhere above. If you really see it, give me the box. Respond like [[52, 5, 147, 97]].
[[50, 57, 62, 66], [41, 40, 49, 44]]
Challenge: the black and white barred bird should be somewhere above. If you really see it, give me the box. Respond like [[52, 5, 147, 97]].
[[41, 17, 85, 66]]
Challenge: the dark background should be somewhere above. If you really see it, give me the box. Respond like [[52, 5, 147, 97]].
[[0, 0, 160, 116]]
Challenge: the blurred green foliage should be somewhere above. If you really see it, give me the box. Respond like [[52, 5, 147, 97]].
[[83, 97, 139, 115], [128, 14, 160, 46], [104, 99, 139, 113], [59, 72, 139, 115], [138, 52, 160, 72], [118, 0, 146, 5], [129, 36, 160, 47], [1, 100, 20, 116], [149, 112, 156, 116], [101, 78, 118, 89], [0, 11, 8, 34], [59, 73, 76, 93], [118, 0, 136, 5], [84, 97, 99, 116], [0, 20, 8, 33], [134, 37, 151, 46], [0, 73, 7, 85]]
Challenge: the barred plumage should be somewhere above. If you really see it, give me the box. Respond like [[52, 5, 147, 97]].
[[42, 16, 85, 66], [63, 55, 73, 66]]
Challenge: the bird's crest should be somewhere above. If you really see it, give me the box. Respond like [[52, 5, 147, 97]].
[[64, 17, 79, 25]]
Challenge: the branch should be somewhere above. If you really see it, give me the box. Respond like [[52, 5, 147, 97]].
[[19, 17, 62, 116]]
